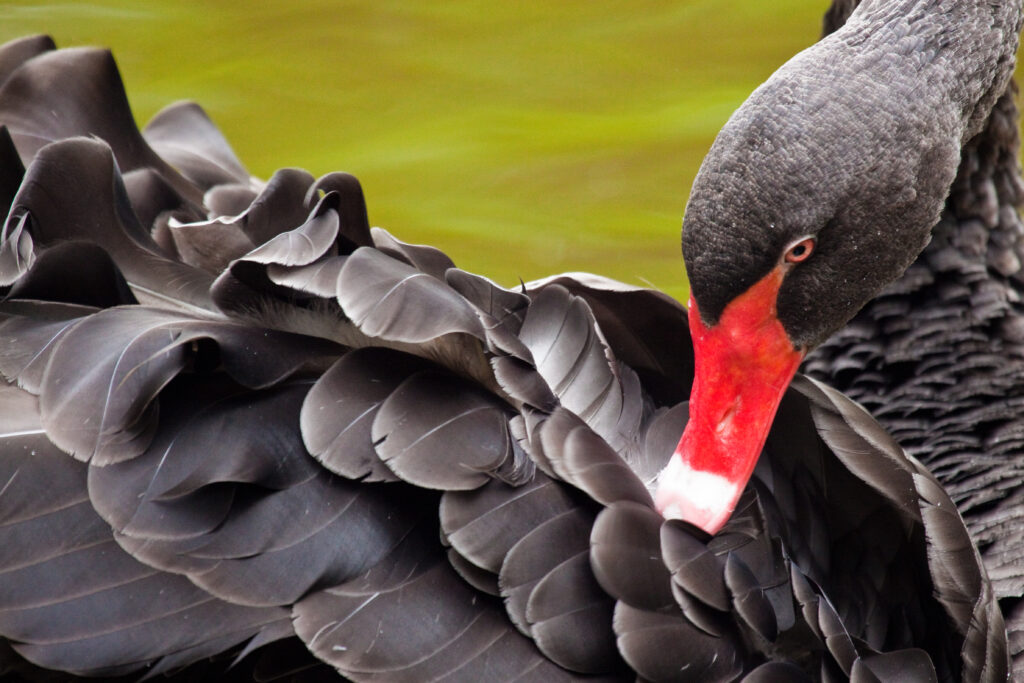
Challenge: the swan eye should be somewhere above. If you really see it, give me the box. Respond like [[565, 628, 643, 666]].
[[784, 237, 815, 264]]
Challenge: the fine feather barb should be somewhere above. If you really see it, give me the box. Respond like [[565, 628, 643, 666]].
[[527, 273, 693, 406], [491, 356, 559, 410], [208, 190, 343, 308], [0, 300, 98, 392], [168, 214, 257, 275], [371, 369, 533, 489], [536, 408, 652, 507], [724, 552, 778, 642], [446, 268, 536, 361], [590, 501, 675, 612], [0, 381, 291, 678], [7, 137, 216, 313], [293, 528, 576, 682], [518, 285, 644, 454], [86, 376, 421, 608], [218, 167, 315, 247], [660, 519, 729, 612], [268, 254, 348, 299], [499, 507, 597, 636], [446, 268, 530, 335], [337, 246, 487, 344], [0, 212, 32, 288], [305, 172, 374, 250], [142, 100, 252, 190], [560, 419, 654, 507], [612, 602, 743, 682], [370, 226, 456, 280], [447, 547, 501, 596], [241, 189, 344, 269], [440, 474, 578, 575], [18, 305, 340, 465], [634, 402, 688, 488], [525, 552, 622, 674], [301, 347, 431, 483]]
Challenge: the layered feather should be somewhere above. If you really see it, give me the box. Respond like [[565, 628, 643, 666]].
[[807, 1, 1024, 674], [0, 32, 1010, 683]]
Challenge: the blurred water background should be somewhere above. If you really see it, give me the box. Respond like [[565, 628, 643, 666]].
[[0, 2, 962, 301]]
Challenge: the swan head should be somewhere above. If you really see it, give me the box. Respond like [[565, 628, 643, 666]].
[[655, 29, 967, 534]]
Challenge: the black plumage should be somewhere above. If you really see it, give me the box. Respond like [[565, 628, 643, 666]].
[[804, 0, 1024, 675], [0, 1, 1018, 681], [0, 382, 294, 678]]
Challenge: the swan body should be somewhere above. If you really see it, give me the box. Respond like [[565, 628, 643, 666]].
[[0, 0, 1019, 679]]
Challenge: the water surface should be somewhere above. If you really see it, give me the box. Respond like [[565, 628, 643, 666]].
[[2, 3, 877, 300]]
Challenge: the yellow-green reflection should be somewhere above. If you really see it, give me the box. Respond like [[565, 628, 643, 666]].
[[0, 3, 897, 301]]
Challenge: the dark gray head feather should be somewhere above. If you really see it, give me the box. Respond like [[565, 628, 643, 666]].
[[684, 1, 1021, 348]]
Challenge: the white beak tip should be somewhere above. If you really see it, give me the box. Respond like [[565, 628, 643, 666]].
[[653, 457, 742, 535]]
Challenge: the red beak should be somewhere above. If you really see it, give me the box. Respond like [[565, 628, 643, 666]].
[[655, 266, 804, 534]]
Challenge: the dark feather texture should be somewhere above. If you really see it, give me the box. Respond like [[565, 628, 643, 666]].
[[337, 246, 486, 344], [292, 529, 581, 682], [498, 506, 596, 634], [0, 16, 1017, 682], [0, 44, 202, 205], [7, 138, 215, 312], [0, 305, 340, 465], [804, 35, 1024, 683], [300, 347, 427, 483], [371, 371, 520, 488], [440, 475, 578, 575], [0, 381, 292, 678], [142, 101, 251, 190], [0, 126, 23, 223]]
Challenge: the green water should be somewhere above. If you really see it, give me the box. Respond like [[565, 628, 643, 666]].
[[0, 3, 874, 300]]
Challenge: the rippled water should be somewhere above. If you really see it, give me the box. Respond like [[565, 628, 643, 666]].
[[0, 3, 879, 300]]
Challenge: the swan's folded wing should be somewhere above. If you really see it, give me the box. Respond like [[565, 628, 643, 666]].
[[293, 526, 586, 682], [5, 138, 215, 313], [0, 381, 292, 678]]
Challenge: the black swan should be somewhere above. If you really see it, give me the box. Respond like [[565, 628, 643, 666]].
[[0, 1, 1018, 681], [803, 0, 1024, 663]]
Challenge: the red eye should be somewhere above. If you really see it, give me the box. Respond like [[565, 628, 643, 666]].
[[784, 237, 815, 264]]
